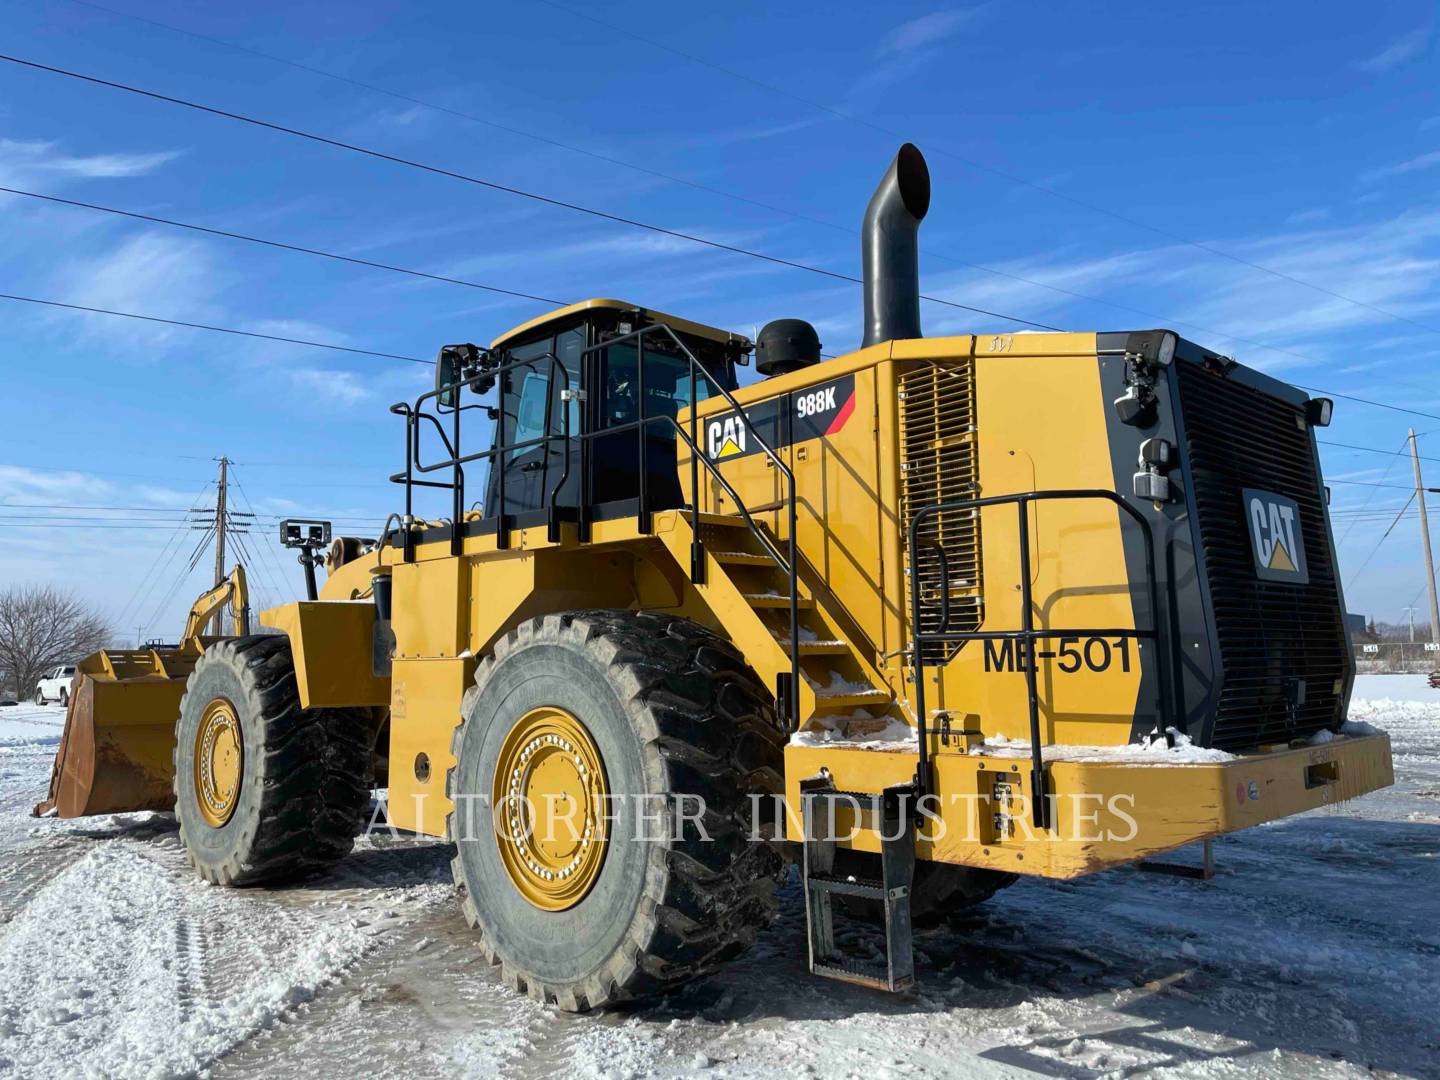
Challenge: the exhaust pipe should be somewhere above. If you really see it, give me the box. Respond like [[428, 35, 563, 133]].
[[862, 143, 931, 348]]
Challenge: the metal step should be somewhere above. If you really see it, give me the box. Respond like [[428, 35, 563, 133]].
[[812, 960, 905, 992], [743, 593, 814, 610], [811, 687, 892, 709], [713, 550, 776, 567], [800, 779, 917, 994], [806, 875, 887, 900], [776, 637, 852, 656]]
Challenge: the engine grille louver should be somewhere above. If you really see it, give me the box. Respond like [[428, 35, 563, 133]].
[[1175, 363, 1348, 749], [899, 363, 983, 662]]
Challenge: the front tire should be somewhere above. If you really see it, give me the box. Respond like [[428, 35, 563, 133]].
[[58, 688, 67, 707], [448, 611, 785, 1011], [35, 690, 45, 706], [174, 636, 374, 885]]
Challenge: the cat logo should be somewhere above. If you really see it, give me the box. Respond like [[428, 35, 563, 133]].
[[706, 415, 748, 459], [1243, 488, 1309, 585]]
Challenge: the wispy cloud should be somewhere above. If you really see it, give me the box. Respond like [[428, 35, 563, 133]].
[[1360, 149, 1440, 183], [918, 204, 1440, 373], [49, 232, 218, 344], [877, 9, 979, 57], [287, 367, 373, 406], [1354, 26, 1430, 73], [0, 138, 183, 182], [846, 8, 983, 107], [692, 117, 821, 149], [1286, 207, 1331, 225]]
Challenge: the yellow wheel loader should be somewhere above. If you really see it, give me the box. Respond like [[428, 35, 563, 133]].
[[42, 144, 1392, 1007]]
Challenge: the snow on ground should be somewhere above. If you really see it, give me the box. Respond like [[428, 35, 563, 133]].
[[0, 680, 1436, 1078]]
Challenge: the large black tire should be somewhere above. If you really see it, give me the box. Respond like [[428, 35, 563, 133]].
[[58, 687, 67, 707], [174, 636, 374, 885], [34, 690, 44, 706], [831, 849, 1016, 928], [448, 610, 786, 1011]]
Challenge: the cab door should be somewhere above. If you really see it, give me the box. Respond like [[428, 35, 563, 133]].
[[484, 331, 582, 519]]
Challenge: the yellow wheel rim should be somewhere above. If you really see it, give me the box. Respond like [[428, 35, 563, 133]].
[[492, 706, 609, 911], [194, 698, 243, 828]]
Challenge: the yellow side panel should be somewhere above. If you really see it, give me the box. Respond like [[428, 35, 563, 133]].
[[790, 366, 890, 667], [392, 558, 467, 658], [260, 601, 390, 708], [934, 347, 1143, 746], [387, 656, 473, 836]]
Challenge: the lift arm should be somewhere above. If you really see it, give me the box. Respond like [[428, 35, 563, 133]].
[[181, 564, 252, 648]]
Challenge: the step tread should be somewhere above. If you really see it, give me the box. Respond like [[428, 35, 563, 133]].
[[743, 593, 814, 609], [806, 874, 887, 900], [776, 638, 851, 655], [811, 686, 892, 706], [810, 960, 913, 992], [713, 550, 776, 566]]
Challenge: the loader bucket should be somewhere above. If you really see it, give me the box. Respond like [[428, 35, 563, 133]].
[[33, 649, 198, 818]]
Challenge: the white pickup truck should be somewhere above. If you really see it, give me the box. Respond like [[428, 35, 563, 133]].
[[34, 665, 77, 706]]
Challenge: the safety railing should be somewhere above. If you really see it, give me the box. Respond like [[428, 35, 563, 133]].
[[388, 350, 573, 558], [908, 489, 1174, 828], [387, 322, 802, 725]]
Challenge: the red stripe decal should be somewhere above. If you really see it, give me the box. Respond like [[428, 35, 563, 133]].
[[824, 390, 857, 436]]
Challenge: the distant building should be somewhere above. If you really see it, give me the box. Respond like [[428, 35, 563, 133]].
[[1347, 613, 1379, 643]]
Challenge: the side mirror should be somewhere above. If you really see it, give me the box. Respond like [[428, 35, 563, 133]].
[[436, 346, 465, 409]]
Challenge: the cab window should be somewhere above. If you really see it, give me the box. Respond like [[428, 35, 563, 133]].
[[599, 340, 721, 430], [510, 371, 550, 461]]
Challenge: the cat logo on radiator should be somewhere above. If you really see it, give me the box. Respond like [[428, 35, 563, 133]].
[[1243, 488, 1309, 585]]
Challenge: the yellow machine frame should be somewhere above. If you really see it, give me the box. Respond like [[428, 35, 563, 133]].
[[260, 328, 1391, 877]]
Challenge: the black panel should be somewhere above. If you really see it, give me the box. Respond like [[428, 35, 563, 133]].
[[1174, 360, 1348, 748]]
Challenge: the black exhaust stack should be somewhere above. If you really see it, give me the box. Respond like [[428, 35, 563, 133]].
[[862, 143, 931, 348]]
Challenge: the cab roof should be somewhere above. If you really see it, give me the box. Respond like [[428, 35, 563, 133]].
[[490, 298, 752, 352]]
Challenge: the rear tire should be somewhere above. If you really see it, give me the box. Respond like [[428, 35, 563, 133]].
[[831, 849, 1016, 927], [58, 688, 67, 707], [448, 610, 786, 1011], [175, 636, 375, 885]]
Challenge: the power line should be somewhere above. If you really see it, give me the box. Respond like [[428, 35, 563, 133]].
[[1337, 437, 1412, 546], [0, 186, 566, 308], [9, 56, 1440, 424], [530, 0, 1440, 343], [1327, 478, 1422, 491], [0, 292, 428, 363], [38, 0, 1359, 370], [1296, 385, 1440, 425], [1320, 439, 1440, 465], [1346, 494, 1416, 588], [0, 52, 1061, 332]]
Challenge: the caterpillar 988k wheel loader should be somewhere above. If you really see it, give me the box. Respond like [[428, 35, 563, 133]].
[[45, 143, 1393, 1007]]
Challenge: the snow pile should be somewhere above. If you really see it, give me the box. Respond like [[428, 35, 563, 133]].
[[0, 846, 376, 1078], [970, 728, 1235, 764], [790, 714, 917, 751], [0, 704, 64, 749]]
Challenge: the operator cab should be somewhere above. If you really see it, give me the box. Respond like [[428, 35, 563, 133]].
[[480, 299, 749, 523]]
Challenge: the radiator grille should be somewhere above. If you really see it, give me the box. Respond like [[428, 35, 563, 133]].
[[1176, 362, 1348, 749], [900, 362, 983, 661]]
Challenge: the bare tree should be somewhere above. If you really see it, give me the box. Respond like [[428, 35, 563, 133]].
[[0, 585, 111, 699]]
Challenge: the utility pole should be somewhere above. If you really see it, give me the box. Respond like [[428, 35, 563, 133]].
[[210, 456, 230, 635], [1410, 430, 1440, 647], [1402, 606, 1417, 643]]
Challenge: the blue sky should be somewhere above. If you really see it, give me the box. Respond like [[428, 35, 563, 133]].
[[1, 0, 1437, 639]]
